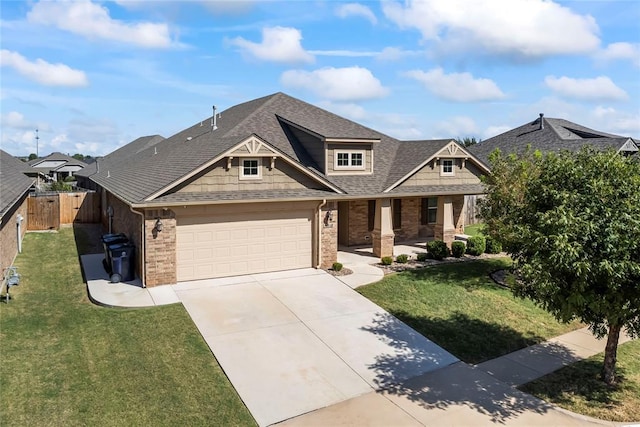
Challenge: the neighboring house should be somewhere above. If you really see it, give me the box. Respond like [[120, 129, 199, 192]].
[[76, 92, 489, 287], [0, 150, 35, 276], [29, 152, 88, 182], [469, 113, 639, 166]]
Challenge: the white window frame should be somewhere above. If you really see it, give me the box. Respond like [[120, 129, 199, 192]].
[[334, 150, 365, 171], [239, 158, 262, 180], [440, 159, 455, 176]]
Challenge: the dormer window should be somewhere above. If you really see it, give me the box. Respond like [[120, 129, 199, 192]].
[[335, 150, 365, 170], [441, 159, 454, 176], [240, 158, 261, 180]]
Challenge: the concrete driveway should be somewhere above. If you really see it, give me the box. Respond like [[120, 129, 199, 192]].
[[173, 268, 458, 427]]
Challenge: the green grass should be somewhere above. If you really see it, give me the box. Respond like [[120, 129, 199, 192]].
[[0, 228, 255, 427], [357, 258, 583, 364], [464, 223, 484, 236], [520, 340, 640, 422]]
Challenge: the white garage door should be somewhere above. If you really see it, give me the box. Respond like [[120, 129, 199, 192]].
[[177, 209, 313, 281]]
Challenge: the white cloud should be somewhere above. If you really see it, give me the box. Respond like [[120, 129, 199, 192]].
[[433, 116, 479, 138], [376, 47, 422, 61], [335, 3, 377, 24], [591, 106, 640, 135], [228, 26, 314, 64], [280, 66, 389, 102], [318, 101, 369, 121], [1, 111, 31, 129], [0, 50, 88, 87], [483, 125, 512, 140], [595, 42, 640, 68], [404, 68, 505, 102], [544, 75, 628, 101], [27, 0, 176, 48], [309, 50, 378, 57], [383, 0, 600, 59]]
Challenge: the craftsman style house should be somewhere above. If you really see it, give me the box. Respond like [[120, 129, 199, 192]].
[[77, 93, 489, 287], [29, 152, 88, 182]]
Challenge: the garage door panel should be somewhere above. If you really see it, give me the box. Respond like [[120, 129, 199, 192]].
[[177, 209, 312, 281]]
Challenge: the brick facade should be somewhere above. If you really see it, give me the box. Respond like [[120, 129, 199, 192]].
[[0, 193, 28, 274], [346, 200, 370, 246], [144, 209, 177, 287], [320, 201, 337, 268], [105, 193, 143, 281], [393, 197, 420, 242]]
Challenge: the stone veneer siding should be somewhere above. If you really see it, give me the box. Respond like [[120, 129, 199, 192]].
[[144, 209, 177, 287], [0, 193, 28, 273], [320, 201, 337, 268]]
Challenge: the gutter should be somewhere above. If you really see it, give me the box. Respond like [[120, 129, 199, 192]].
[[129, 206, 146, 288], [316, 199, 327, 268]]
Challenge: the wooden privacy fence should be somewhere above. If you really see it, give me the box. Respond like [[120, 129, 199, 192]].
[[28, 192, 100, 230]]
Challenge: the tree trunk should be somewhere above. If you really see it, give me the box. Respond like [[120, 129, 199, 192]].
[[602, 323, 622, 386]]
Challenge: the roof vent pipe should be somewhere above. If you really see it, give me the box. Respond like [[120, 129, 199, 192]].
[[539, 113, 544, 130], [212, 105, 218, 131]]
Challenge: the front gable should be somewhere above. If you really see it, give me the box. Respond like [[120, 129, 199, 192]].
[[386, 141, 490, 192], [147, 135, 342, 201]]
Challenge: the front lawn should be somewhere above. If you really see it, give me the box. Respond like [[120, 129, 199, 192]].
[[520, 339, 640, 423], [464, 223, 484, 236], [0, 227, 255, 426], [357, 258, 583, 364]]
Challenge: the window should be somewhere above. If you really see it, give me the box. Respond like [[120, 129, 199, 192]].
[[240, 158, 261, 180], [441, 159, 454, 176], [335, 150, 365, 170], [393, 199, 402, 229], [421, 197, 438, 225], [368, 200, 375, 231]]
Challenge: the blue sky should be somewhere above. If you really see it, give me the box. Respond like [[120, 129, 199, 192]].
[[1, 0, 639, 157]]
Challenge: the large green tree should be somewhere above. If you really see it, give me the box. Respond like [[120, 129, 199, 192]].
[[480, 147, 640, 385]]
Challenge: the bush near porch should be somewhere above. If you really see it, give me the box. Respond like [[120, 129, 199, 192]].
[[0, 228, 255, 427], [357, 258, 583, 364]]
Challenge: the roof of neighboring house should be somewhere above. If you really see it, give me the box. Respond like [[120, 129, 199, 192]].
[[28, 152, 89, 172], [83, 92, 487, 205], [0, 150, 35, 219], [469, 115, 639, 166]]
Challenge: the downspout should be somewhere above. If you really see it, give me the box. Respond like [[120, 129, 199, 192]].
[[316, 199, 327, 268], [129, 206, 146, 288], [16, 214, 24, 253]]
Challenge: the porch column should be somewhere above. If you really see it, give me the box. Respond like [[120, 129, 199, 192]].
[[372, 198, 394, 258], [435, 196, 456, 246]]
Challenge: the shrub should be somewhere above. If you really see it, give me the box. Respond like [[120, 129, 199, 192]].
[[466, 235, 486, 256], [395, 254, 409, 264], [64, 175, 76, 182], [416, 252, 430, 262], [485, 237, 503, 254], [451, 241, 466, 258], [381, 256, 393, 265], [332, 262, 343, 272], [426, 240, 450, 260], [50, 181, 73, 192]]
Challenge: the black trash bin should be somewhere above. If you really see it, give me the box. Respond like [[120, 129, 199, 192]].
[[101, 233, 128, 270], [108, 242, 135, 283]]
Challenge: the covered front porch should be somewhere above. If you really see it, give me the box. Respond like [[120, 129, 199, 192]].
[[335, 193, 473, 259]]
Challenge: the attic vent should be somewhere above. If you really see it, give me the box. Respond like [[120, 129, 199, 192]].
[[154, 147, 158, 155], [211, 105, 218, 131], [186, 137, 192, 141]]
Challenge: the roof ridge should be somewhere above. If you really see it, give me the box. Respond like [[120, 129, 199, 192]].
[[221, 92, 282, 138]]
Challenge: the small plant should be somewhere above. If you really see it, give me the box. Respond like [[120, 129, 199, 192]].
[[466, 235, 486, 256], [416, 252, 429, 262], [451, 241, 466, 258], [50, 181, 73, 192], [485, 237, 503, 254], [332, 262, 343, 272], [395, 254, 409, 264], [426, 240, 450, 260], [381, 256, 393, 265]]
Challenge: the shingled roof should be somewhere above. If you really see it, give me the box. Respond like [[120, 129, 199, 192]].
[[0, 150, 35, 220], [28, 152, 89, 171], [85, 92, 485, 205], [470, 114, 639, 166]]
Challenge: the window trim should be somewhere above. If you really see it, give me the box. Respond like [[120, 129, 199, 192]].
[[239, 157, 262, 180], [334, 149, 366, 171], [441, 159, 455, 176]]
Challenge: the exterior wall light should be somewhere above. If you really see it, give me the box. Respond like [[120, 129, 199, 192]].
[[154, 218, 163, 232]]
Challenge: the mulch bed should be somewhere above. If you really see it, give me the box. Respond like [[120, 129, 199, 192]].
[[324, 267, 354, 277], [378, 253, 507, 275]]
